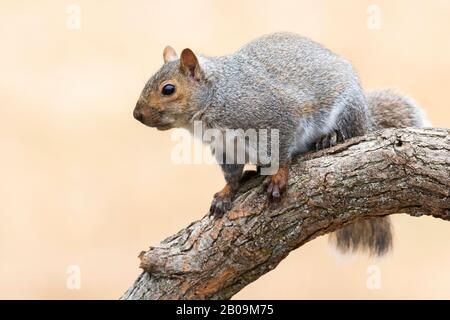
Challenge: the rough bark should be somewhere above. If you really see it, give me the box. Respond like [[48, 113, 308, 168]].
[[121, 128, 450, 300]]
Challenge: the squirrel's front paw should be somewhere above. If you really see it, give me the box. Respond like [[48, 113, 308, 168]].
[[209, 185, 233, 217], [266, 165, 289, 203], [209, 193, 232, 217]]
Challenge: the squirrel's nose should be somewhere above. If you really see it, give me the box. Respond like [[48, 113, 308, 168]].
[[133, 108, 144, 122], [133, 101, 144, 122]]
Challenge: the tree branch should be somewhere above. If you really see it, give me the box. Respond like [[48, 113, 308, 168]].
[[121, 128, 450, 300]]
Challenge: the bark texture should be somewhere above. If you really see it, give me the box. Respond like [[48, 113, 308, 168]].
[[121, 128, 450, 300]]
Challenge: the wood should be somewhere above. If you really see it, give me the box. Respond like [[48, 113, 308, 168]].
[[121, 128, 450, 300]]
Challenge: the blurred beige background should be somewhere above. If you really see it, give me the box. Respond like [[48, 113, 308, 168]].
[[0, 0, 449, 299]]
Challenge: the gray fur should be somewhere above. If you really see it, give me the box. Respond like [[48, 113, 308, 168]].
[[195, 32, 369, 162]]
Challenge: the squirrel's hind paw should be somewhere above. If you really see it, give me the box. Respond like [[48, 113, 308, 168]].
[[315, 130, 344, 150]]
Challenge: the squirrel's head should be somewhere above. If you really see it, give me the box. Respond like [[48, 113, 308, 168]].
[[133, 46, 204, 130]]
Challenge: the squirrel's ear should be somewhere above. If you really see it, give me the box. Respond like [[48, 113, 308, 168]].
[[163, 46, 178, 63], [180, 48, 201, 79]]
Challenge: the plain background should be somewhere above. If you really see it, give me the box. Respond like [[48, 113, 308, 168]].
[[1, 0, 449, 299]]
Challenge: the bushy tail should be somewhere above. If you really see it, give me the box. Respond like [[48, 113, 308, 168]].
[[330, 89, 430, 256], [366, 89, 431, 130], [330, 217, 393, 256]]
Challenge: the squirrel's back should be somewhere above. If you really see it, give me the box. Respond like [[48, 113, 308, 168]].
[[202, 32, 368, 157], [208, 32, 363, 110]]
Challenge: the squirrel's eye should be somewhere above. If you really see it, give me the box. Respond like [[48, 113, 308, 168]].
[[161, 84, 176, 96]]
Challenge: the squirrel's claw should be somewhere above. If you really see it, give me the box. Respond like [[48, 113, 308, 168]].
[[266, 165, 289, 203], [267, 182, 282, 201], [315, 130, 343, 150], [267, 180, 285, 202], [209, 190, 233, 217]]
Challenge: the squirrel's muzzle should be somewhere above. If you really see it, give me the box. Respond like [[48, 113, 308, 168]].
[[133, 100, 169, 129]]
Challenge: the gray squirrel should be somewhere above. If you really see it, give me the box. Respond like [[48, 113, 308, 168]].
[[133, 32, 429, 256]]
